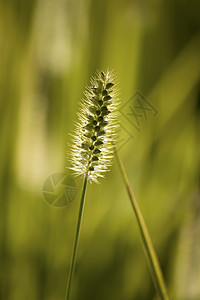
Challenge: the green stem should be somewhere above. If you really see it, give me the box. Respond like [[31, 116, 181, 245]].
[[65, 174, 88, 300], [115, 148, 169, 300]]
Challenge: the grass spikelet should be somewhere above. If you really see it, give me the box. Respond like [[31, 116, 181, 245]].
[[70, 70, 119, 183]]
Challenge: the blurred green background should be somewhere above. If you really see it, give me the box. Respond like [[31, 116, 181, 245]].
[[0, 0, 200, 299]]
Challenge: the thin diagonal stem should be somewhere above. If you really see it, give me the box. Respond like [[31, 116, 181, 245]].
[[65, 174, 88, 300], [114, 147, 169, 300]]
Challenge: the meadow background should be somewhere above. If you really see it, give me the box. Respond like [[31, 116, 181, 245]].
[[0, 0, 200, 299]]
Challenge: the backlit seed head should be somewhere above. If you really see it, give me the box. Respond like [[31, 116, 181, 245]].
[[69, 70, 119, 183]]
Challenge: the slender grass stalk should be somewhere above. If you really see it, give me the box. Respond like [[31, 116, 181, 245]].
[[114, 145, 169, 300], [65, 174, 88, 300]]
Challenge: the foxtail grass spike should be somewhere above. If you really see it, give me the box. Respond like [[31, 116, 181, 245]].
[[70, 70, 119, 183]]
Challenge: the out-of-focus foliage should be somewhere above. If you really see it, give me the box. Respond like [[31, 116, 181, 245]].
[[0, 0, 200, 299]]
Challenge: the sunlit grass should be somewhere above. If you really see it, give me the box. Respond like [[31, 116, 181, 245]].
[[0, 0, 200, 299]]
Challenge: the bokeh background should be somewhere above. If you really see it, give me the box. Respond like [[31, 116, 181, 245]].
[[0, 0, 200, 299]]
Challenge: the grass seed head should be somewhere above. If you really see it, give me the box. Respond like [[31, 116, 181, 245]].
[[70, 70, 119, 183]]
